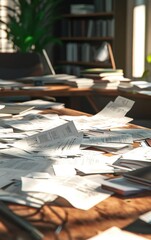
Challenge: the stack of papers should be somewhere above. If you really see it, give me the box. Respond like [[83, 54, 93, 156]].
[[123, 166, 151, 187], [101, 176, 151, 196], [16, 74, 77, 85], [0, 79, 23, 89], [65, 77, 94, 88], [16, 73, 96, 88], [81, 68, 130, 90], [0, 105, 34, 115], [16, 99, 65, 109], [118, 80, 151, 93]]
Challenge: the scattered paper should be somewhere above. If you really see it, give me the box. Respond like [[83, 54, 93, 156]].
[[21, 175, 112, 210], [87, 226, 148, 240]]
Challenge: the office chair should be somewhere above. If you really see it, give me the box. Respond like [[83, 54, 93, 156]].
[[0, 52, 44, 80], [0, 52, 45, 102]]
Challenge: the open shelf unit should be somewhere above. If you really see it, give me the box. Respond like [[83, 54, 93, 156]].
[[53, 0, 127, 76]]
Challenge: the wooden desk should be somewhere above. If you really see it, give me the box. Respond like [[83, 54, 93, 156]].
[[0, 85, 118, 113], [0, 107, 150, 240], [0, 85, 151, 117], [0, 85, 70, 97]]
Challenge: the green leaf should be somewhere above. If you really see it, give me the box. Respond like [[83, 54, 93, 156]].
[[141, 69, 150, 79], [0, 0, 62, 52], [146, 54, 151, 63]]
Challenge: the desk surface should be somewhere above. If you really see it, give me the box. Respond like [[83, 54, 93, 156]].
[[0, 107, 150, 240], [0, 85, 70, 97], [0, 86, 118, 113], [0, 85, 118, 97], [1, 84, 151, 99], [0, 85, 151, 120]]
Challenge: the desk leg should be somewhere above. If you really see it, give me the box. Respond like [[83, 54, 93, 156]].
[[69, 95, 99, 114], [57, 96, 99, 114], [86, 95, 99, 113]]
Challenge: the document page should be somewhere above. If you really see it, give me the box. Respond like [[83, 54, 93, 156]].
[[94, 96, 134, 118], [0, 157, 54, 187], [111, 129, 151, 141], [2, 113, 65, 131], [87, 226, 148, 240], [14, 121, 79, 151], [22, 175, 113, 210]]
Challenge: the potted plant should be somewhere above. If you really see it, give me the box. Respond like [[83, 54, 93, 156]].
[[0, 0, 62, 78]]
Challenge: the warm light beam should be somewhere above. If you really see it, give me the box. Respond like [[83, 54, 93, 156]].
[[132, 4, 146, 78]]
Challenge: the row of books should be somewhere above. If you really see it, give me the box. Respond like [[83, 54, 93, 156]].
[[70, 4, 95, 14], [62, 65, 81, 77], [70, 0, 113, 14], [63, 43, 113, 63], [81, 68, 131, 89], [65, 43, 95, 63], [102, 165, 151, 196], [94, 0, 113, 12], [61, 19, 114, 38]]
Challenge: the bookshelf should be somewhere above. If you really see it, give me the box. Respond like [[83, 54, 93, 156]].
[[53, 0, 127, 76]]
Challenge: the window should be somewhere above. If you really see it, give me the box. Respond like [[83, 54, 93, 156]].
[[0, 0, 14, 52], [132, 1, 146, 78]]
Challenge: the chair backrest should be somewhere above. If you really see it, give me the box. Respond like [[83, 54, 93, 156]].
[[0, 52, 44, 79]]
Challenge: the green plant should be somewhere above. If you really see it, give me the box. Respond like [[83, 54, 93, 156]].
[[0, 0, 62, 53], [141, 54, 151, 79]]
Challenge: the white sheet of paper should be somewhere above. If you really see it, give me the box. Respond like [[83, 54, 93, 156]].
[[0, 168, 32, 188], [132, 81, 151, 89], [91, 116, 133, 130], [93, 96, 134, 118], [139, 211, 151, 223], [87, 226, 148, 240], [82, 133, 133, 146], [0, 147, 42, 160], [2, 185, 57, 208], [21, 175, 112, 210], [111, 129, 151, 141], [0, 156, 54, 187], [139, 90, 151, 96], [36, 134, 83, 157], [50, 151, 120, 174], [18, 99, 64, 109], [0, 132, 27, 140], [121, 146, 151, 161], [60, 97, 134, 131], [0, 143, 9, 148], [83, 141, 130, 150], [75, 155, 119, 174], [53, 165, 76, 176], [0, 127, 13, 133], [14, 121, 79, 151], [3, 115, 65, 131]]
